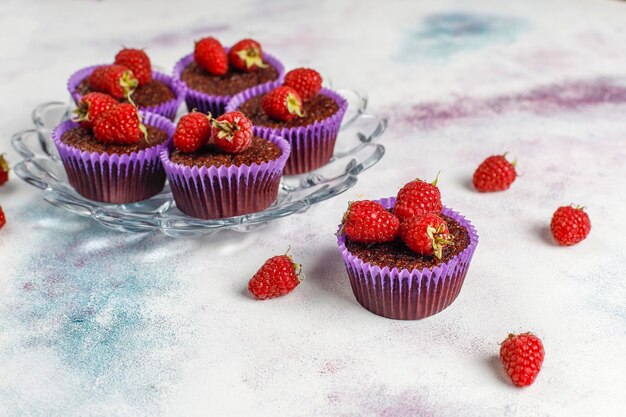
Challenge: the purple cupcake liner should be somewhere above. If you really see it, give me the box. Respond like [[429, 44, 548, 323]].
[[226, 85, 348, 175], [173, 50, 285, 117], [337, 197, 479, 320], [159, 134, 291, 219], [67, 66, 187, 120], [51, 111, 175, 204]]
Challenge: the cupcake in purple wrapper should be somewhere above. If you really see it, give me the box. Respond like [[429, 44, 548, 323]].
[[173, 37, 284, 117], [225, 67, 348, 175], [337, 197, 479, 320], [52, 106, 174, 204], [68, 48, 186, 120], [160, 110, 290, 219]]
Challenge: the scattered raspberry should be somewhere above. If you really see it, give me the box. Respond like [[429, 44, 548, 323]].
[[114, 48, 152, 85], [0, 154, 9, 186], [500, 332, 545, 387], [0, 206, 5, 229], [73, 92, 118, 128], [93, 103, 146, 144], [550, 205, 591, 246], [212, 111, 253, 153], [87, 64, 138, 99], [262, 86, 303, 122], [400, 213, 453, 259], [284, 68, 322, 102], [473, 154, 517, 192], [229, 39, 267, 72], [342, 200, 400, 243], [248, 254, 302, 300], [195, 37, 228, 76], [394, 176, 443, 221], [173, 112, 212, 153]]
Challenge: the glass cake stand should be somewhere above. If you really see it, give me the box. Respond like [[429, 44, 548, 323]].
[[11, 89, 387, 237]]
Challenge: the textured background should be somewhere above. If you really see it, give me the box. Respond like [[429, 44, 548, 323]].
[[1, 0, 626, 416]]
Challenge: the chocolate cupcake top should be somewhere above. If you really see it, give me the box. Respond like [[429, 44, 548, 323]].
[[181, 61, 280, 97], [238, 93, 339, 128], [61, 125, 169, 155], [76, 78, 175, 108], [169, 136, 282, 169], [344, 213, 471, 271]]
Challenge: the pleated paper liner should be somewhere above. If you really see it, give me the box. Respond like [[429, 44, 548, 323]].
[[160, 134, 291, 220], [226, 85, 348, 175], [51, 111, 175, 204], [337, 197, 479, 320]]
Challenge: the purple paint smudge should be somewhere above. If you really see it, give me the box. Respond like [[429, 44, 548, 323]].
[[394, 78, 626, 129]]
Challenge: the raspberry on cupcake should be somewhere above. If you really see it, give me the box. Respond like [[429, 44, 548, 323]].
[[226, 67, 347, 175], [68, 48, 187, 120], [174, 37, 284, 117], [336, 177, 478, 320], [160, 111, 290, 219], [52, 102, 174, 203]]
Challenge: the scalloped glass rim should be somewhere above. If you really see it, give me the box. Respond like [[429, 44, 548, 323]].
[[12, 89, 387, 237]]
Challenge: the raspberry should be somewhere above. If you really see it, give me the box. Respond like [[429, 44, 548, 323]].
[[0, 154, 9, 186], [394, 176, 442, 221], [93, 103, 146, 144], [212, 111, 253, 153], [248, 254, 302, 300], [473, 154, 517, 192], [173, 112, 212, 153], [261, 86, 303, 122], [194, 37, 228, 76], [229, 39, 267, 72], [114, 48, 152, 85], [550, 205, 591, 246], [284, 68, 322, 102], [342, 200, 400, 243], [400, 213, 453, 259], [87, 64, 138, 99], [72, 92, 118, 128], [500, 332, 545, 387]]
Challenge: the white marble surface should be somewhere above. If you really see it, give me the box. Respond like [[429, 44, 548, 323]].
[[1, 0, 626, 416]]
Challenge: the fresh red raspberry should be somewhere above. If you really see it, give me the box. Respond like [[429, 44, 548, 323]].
[[248, 254, 302, 300], [400, 213, 453, 259], [73, 92, 118, 128], [194, 37, 228, 76], [342, 200, 400, 243], [93, 103, 146, 144], [394, 176, 442, 221], [0, 154, 9, 186], [550, 205, 591, 246], [284, 68, 322, 102], [228, 39, 267, 72], [262, 86, 303, 122], [212, 111, 253, 153], [500, 332, 545, 387], [173, 112, 212, 153], [0, 205, 5, 230], [87, 64, 138, 99], [473, 154, 517, 192], [114, 48, 152, 85]]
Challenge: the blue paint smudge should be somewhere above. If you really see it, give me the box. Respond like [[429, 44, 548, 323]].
[[0, 207, 186, 416], [398, 12, 527, 61]]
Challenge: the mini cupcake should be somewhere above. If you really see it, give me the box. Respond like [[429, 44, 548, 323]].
[[225, 68, 347, 175], [68, 48, 186, 120], [160, 110, 290, 219], [173, 37, 284, 117], [336, 179, 478, 320], [52, 100, 174, 203]]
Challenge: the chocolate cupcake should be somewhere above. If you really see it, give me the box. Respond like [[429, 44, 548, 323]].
[[337, 197, 479, 320], [52, 110, 174, 203], [173, 38, 284, 117], [68, 66, 186, 121], [225, 80, 347, 175], [160, 111, 290, 219]]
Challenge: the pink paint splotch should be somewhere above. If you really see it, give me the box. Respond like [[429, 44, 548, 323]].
[[394, 78, 626, 130]]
